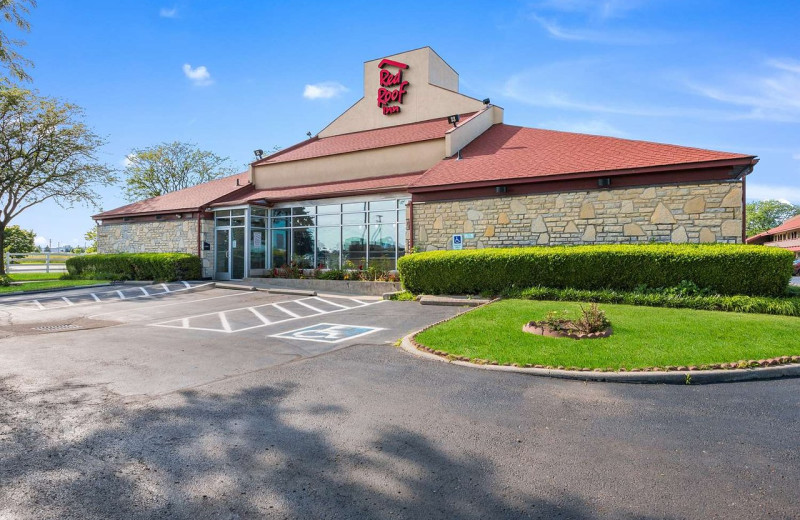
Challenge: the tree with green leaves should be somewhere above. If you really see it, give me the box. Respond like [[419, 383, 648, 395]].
[[122, 141, 236, 202], [84, 226, 97, 253], [0, 87, 115, 274], [0, 0, 36, 83], [746, 200, 800, 237], [2, 224, 35, 253]]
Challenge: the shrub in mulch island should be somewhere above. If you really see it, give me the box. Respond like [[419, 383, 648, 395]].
[[523, 303, 613, 339], [66, 253, 201, 282], [398, 244, 793, 297]]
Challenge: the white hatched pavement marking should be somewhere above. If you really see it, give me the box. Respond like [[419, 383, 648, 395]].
[[151, 296, 383, 334], [293, 300, 325, 313], [272, 302, 302, 319], [248, 307, 272, 325], [2, 282, 213, 312], [140, 287, 149, 296], [61, 297, 74, 306], [161, 283, 170, 293], [182, 281, 191, 288], [347, 298, 368, 306]]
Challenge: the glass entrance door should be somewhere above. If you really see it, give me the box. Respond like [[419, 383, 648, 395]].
[[231, 227, 246, 279], [215, 228, 231, 280]]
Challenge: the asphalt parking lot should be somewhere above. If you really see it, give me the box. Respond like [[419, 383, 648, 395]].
[[0, 284, 798, 519]]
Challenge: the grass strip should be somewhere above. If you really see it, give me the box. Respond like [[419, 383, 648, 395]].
[[414, 299, 800, 370], [7, 272, 66, 282], [0, 279, 109, 294]]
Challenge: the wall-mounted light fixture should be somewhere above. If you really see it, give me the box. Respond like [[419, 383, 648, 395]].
[[598, 177, 611, 187], [253, 149, 264, 160], [175, 214, 183, 219], [447, 114, 460, 127], [482, 98, 491, 105], [306, 131, 313, 139], [495, 186, 508, 194]]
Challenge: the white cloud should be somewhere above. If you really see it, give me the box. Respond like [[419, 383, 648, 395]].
[[747, 183, 800, 204], [303, 81, 348, 100], [159, 7, 178, 18], [529, 14, 666, 45], [685, 59, 800, 123], [34, 235, 48, 247], [536, 0, 643, 19], [792, 153, 800, 161], [121, 154, 134, 167], [182, 64, 213, 86]]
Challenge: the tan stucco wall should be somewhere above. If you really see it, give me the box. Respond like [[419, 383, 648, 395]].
[[318, 47, 485, 137], [413, 182, 744, 250], [98, 220, 214, 278], [253, 139, 445, 189]]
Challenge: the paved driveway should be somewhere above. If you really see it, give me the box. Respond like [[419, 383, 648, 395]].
[[0, 286, 797, 519]]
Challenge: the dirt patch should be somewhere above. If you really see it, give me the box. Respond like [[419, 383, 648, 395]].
[[522, 321, 613, 340]]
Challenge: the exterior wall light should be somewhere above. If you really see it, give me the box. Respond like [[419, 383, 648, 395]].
[[598, 177, 611, 187], [482, 98, 490, 105], [253, 149, 264, 160], [447, 114, 460, 127]]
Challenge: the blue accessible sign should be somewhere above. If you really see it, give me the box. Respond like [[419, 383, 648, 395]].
[[452, 234, 463, 250]]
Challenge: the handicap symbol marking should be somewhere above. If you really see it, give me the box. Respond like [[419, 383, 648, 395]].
[[270, 323, 384, 344], [452, 234, 463, 250]]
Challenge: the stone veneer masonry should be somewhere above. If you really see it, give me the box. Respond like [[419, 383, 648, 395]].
[[97, 219, 215, 278], [412, 181, 743, 251]]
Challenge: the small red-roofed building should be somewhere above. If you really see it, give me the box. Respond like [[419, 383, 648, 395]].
[[95, 47, 758, 280], [747, 215, 800, 262]]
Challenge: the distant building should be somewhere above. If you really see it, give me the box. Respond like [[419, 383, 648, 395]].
[[747, 214, 800, 259], [94, 47, 758, 280]]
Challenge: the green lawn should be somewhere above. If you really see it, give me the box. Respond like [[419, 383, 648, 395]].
[[415, 299, 800, 370], [0, 279, 109, 294], [7, 272, 65, 282]]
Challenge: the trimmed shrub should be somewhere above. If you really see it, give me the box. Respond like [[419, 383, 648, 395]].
[[397, 244, 793, 297], [66, 253, 202, 282]]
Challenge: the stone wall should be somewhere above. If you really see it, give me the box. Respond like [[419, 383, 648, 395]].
[[97, 219, 215, 278], [412, 181, 743, 251]]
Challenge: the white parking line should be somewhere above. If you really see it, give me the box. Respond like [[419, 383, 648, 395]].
[[272, 302, 302, 319], [116, 290, 125, 300], [151, 296, 384, 334], [161, 283, 170, 293], [61, 297, 74, 306], [91, 293, 101, 302], [32, 300, 44, 310], [140, 287, 149, 296]]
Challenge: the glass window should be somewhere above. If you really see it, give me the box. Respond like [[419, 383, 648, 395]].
[[292, 228, 315, 268], [342, 225, 367, 269], [317, 204, 340, 214], [397, 220, 406, 259], [272, 208, 291, 217], [251, 207, 267, 217], [251, 216, 266, 228], [293, 215, 315, 227], [316, 227, 341, 269], [231, 216, 246, 227], [292, 206, 315, 216], [231, 209, 245, 216], [317, 214, 340, 226], [369, 200, 396, 211], [369, 224, 396, 270], [271, 229, 289, 268], [342, 212, 365, 225], [216, 210, 231, 217], [215, 217, 231, 227], [397, 199, 410, 209], [369, 210, 395, 224], [271, 217, 288, 228], [342, 202, 365, 212], [250, 229, 266, 270]]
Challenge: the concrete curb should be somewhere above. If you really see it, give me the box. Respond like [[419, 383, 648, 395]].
[[215, 283, 257, 291], [400, 335, 800, 384], [419, 295, 492, 307]]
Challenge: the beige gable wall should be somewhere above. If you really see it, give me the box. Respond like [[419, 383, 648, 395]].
[[318, 47, 485, 138], [254, 139, 445, 189]]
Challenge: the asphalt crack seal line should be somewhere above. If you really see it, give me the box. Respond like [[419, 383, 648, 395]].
[[398, 299, 800, 385]]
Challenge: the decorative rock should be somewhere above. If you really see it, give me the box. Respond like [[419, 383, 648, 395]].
[[563, 221, 579, 233], [531, 215, 548, 233], [671, 226, 688, 243], [620, 200, 634, 213], [510, 199, 527, 214], [466, 209, 483, 220], [484, 225, 495, 237], [641, 187, 656, 199], [433, 215, 444, 230], [597, 191, 613, 201], [720, 220, 741, 237], [497, 212, 510, 225], [537, 233, 550, 245], [684, 196, 706, 213], [720, 187, 743, 208], [650, 202, 676, 224], [579, 202, 596, 219], [582, 225, 596, 242], [623, 223, 646, 236], [699, 227, 716, 243], [463, 220, 474, 233]]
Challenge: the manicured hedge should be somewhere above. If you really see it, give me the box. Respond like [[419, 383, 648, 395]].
[[397, 244, 793, 297], [66, 253, 202, 282]]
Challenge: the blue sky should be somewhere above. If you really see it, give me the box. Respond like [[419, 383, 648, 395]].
[[7, 0, 800, 247]]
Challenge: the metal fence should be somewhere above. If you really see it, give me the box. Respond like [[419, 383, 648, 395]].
[[3, 252, 85, 273]]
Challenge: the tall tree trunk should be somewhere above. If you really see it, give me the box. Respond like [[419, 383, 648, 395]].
[[0, 223, 6, 276]]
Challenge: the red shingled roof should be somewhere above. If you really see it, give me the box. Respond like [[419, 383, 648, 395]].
[[412, 124, 755, 189], [765, 214, 800, 235], [93, 172, 251, 218], [215, 172, 423, 205], [254, 114, 473, 165]]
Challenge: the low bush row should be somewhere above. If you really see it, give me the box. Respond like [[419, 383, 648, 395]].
[[503, 286, 800, 317], [398, 244, 793, 297], [66, 253, 201, 282]]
